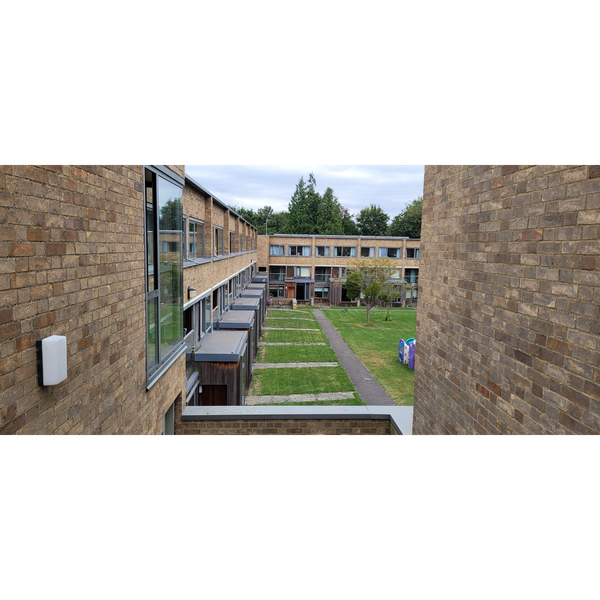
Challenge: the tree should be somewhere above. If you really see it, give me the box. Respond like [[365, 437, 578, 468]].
[[342, 256, 396, 325], [285, 176, 313, 234], [387, 196, 423, 238], [316, 187, 344, 235], [356, 204, 389, 236], [339, 204, 359, 235]]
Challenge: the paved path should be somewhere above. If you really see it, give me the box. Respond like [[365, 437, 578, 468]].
[[266, 317, 316, 321], [254, 362, 338, 369], [246, 392, 355, 405], [312, 309, 396, 406]]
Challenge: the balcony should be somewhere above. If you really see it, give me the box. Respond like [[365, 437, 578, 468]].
[[269, 273, 285, 281], [314, 273, 330, 282]]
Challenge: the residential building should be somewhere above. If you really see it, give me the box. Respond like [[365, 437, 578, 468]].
[[257, 234, 420, 306], [0, 165, 259, 434]]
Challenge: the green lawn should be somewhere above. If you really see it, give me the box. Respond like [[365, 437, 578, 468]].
[[249, 366, 355, 396], [262, 328, 327, 344], [264, 316, 320, 329], [322, 308, 417, 406], [267, 393, 366, 407], [257, 344, 337, 363]]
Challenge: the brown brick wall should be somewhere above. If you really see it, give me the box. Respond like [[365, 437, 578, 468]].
[[0, 165, 185, 434], [176, 417, 391, 435], [413, 165, 600, 435]]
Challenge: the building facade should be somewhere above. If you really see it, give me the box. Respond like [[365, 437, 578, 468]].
[[257, 234, 420, 306], [0, 165, 259, 434], [413, 165, 600, 435]]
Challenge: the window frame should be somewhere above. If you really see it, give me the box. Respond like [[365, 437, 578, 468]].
[[214, 226, 224, 256], [316, 245, 331, 257], [334, 246, 356, 257], [144, 166, 185, 388], [406, 247, 420, 259], [361, 247, 375, 257], [288, 245, 311, 257], [269, 244, 285, 256]]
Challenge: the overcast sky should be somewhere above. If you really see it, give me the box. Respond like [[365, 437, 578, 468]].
[[185, 165, 424, 220]]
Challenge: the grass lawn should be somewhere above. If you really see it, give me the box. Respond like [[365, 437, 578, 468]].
[[322, 308, 417, 406], [257, 344, 337, 363], [249, 366, 355, 396], [262, 328, 327, 344], [264, 316, 320, 329], [265, 393, 366, 407]]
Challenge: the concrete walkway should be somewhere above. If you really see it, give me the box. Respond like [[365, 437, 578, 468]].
[[263, 327, 321, 331], [312, 309, 396, 406], [259, 342, 327, 346]]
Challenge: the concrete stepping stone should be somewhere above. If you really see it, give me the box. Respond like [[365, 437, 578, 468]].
[[245, 391, 355, 405], [253, 362, 339, 369]]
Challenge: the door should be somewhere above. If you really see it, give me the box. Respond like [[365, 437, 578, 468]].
[[202, 385, 227, 406], [296, 283, 305, 301]]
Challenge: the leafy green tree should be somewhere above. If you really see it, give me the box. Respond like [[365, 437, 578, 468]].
[[339, 204, 359, 235], [387, 196, 423, 238], [342, 256, 396, 325], [356, 204, 390, 237]]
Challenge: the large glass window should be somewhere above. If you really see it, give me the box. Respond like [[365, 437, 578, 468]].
[[144, 168, 184, 382], [361, 247, 375, 257], [334, 246, 356, 257], [270, 266, 285, 281], [406, 247, 420, 259], [316, 246, 330, 257], [214, 227, 224, 256], [294, 267, 310, 278], [270, 244, 284, 256], [187, 218, 204, 259], [288, 245, 311, 256]]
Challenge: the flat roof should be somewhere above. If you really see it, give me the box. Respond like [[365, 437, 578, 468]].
[[233, 297, 260, 310], [247, 283, 266, 290], [240, 290, 263, 297], [261, 234, 417, 241], [218, 310, 255, 329], [193, 330, 247, 362]]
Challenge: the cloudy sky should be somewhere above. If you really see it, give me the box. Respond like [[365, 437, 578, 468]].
[[185, 165, 424, 220]]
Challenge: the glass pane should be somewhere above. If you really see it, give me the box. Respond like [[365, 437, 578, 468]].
[[158, 177, 183, 359], [189, 222, 197, 258], [147, 297, 158, 371], [205, 295, 211, 333]]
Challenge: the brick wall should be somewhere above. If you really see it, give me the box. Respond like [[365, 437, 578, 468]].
[[177, 417, 391, 435], [0, 165, 185, 434], [413, 165, 600, 435]]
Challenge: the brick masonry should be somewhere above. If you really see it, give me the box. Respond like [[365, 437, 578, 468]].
[[413, 165, 600, 435], [176, 418, 392, 435], [0, 165, 258, 434]]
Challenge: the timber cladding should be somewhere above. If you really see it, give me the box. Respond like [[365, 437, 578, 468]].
[[413, 165, 600, 435]]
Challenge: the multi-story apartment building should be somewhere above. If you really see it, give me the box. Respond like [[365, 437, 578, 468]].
[[257, 234, 420, 306], [0, 165, 259, 434]]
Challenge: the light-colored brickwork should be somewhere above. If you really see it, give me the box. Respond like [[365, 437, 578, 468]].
[[0, 166, 258, 434], [413, 165, 600, 435]]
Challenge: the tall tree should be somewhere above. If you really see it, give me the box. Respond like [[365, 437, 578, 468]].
[[356, 204, 389, 236], [316, 187, 344, 235], [387, 196, 423, 238], [340, 204, 359, 235], [285, 176, 311, 234]]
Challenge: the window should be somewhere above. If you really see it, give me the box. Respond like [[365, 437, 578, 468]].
[[406, 248, 420, 259], [316, 246, 330, 257], [391, 269, 400, 279], [361, 247, 375, 257], [315, 267, 330, 282], [288, 245, 311, 256], [294, 267, 310, 278], [334, 246, 356, 257], [405, 268, 418, 284], [270, 266, 285, 281], [270, 244, 285, 256], [269, 286, 285, 298], [186, 218, 204, 260], [230, 231, 235, 253], [378, 247, 399, 258], [259, 266, 267, 272], [214, 227, 224, 256], [144, 167, 184, 383], [314, 286, 329, 298]]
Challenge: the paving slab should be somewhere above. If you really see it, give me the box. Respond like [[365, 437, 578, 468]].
[[245, 392, 356, 405], [258, 342, 327, 346], [253, 362, 339, 369], [263, 327, 321, 331], [313, 309, 396, 406]]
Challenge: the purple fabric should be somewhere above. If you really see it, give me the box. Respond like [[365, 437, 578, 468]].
[[408, 341, 416, 370]]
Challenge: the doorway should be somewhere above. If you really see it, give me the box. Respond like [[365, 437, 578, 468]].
[[296, 283, 306, 301], [202, 384, 227, 406]]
